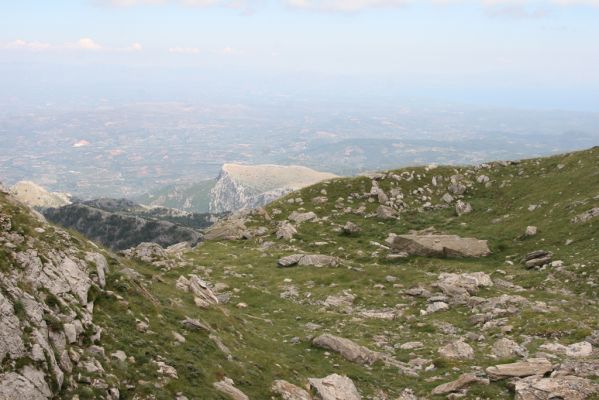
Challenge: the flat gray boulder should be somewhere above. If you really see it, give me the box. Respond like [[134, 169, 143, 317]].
[[312, 334, 380, 365], [308, 374, 361, 400], [486, 358, 553, 380], [278, 254, 340, 268], [387, 233, 491, 258]]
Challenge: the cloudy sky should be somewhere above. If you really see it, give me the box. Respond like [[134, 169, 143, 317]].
[[1, 0, 599, 110]]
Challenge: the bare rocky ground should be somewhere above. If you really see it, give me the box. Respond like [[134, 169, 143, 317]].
[[1, 147, 599, 399]]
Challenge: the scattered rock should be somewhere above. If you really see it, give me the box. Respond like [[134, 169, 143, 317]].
[[342, 221, 361, 234], [514, 375, 598, 400], [271, 380, 312, 400], [571, 207, 599, 224], [277, 254, 340, 268], [377, 205, 397, 220], [387, 233, 491, 258], [523, 250, 553, 269], [276, 221, 297, 240], [539, 341, 593, 358], [455, 200, 472, 216], [308, 374, 361, 400], [492, 338, 527, 359], [289, 211, 317, 224], [438, 340, 474, 360], [432, 373, 489, 395], [525, 226, 537, 237], [312, 334, 381, 365], [213, 377, 249, 400], [486, 358, 553, 380]]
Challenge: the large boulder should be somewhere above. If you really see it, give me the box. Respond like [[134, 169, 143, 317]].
[[308, 374, 361, 400], [204, 218, 250, 241], [387, 234, 491, 258], [432, 373, 489, 395], [486, 358, 553, 380], [312, 334, 381, 365], [213, 377, 249, 400], [277, 254, 340, 268], [276, 221, 297, 240], [438, 340, 474, 360], [571, 207, 599, 224], [271, 380, 312, 400], [288, 211, 317, 224], [514, 375, 598, 400]]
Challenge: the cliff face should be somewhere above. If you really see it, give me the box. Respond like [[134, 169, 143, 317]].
[[0, 189, 110, 399], [208, 164, 337, 213]]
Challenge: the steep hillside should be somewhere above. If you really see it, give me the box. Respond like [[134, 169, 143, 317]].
[[1, 147, 599, 400], [43, 199, 210, 251], [135, 179, 217, 214], [10, 181, 72, 209]]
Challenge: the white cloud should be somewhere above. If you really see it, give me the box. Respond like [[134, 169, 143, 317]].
[[287, 0, 410, 11], [168, 46, 200, 54], [3, 39, 52, 51], [2, 38, 143, 52], [73, 37, 103, 50]]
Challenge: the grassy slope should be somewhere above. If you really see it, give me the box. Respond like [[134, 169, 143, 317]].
[[77, 147, 599, 399]]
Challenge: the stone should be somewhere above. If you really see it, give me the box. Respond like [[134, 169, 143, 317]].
[[204, 218, 250, 241], [213, 377, 249, 400], [111, 350, 127, 362], [289, 211, 317, 224], [342, 221, 361, 234], [377, 205, 397, 220], [277, 254, 340, 268], [399, 341, 423, 350], [276, 221, 297, 240], [436, 272, 493, 297], [492, 338, 527, 359], [441, 193, 454, 204], [523, 250, 552, 269], [323, 292, 355, 309], [448, 182, 467, 195], [431, 373, 489, 395], [308, 374, 361, 400], [0, 369, 51, 400], [486, 358, 553, 380], [438, 340, 474, 360], [120, 242, 167, 263], [525, 226, 537, 236], [387, 233, 491, 258], [455, 200, 472, 216], [85, 252, 108, 288], [426, 301, 449, 313], [177, 274, 219, 308], [271, 380, 312, 400], [181, 318, 211, 332], [539, 341, 593, 358], [514, 375, 598, 400], [312, 334, 381, 365], [571, 207, 599, 224]]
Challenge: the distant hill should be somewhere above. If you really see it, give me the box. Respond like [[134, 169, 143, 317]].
[[43, 198, 217, 250], [137, 164, 337, 213], [9, 180, 72, 208]]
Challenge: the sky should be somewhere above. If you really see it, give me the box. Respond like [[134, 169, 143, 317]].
[[1, 0, 599, 111]]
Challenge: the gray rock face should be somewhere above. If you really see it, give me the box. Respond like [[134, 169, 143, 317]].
[[432, 373, 489, 395], [514, 375, 598, 400], [387, 234, 491, 258], [204, 218, 250, 241], [271, 380, 312, 400], [277, 254, 340, 268], [308, 374, 361, 400], [523, 250, 553, 269], [213, 377, 249, 400], [486, 358, 553, 380], [312, 334, 381, 365], [492, 338, 527, 359], [289, 211, 317, 223], [176, 275, 219, 308], [438, 340, 475, 360], [276, 221, 297, 240], [571, 207, 599, 224], [455, 200, 473, 216]]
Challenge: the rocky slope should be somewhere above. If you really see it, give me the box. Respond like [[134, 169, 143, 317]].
[[138, 164, 337, 214], [208, 164, 337, 213], [1, 147, 599, 400], [0, 187, 114, 399], [10, 180, 72, 209], [43, 199, 211, 251]]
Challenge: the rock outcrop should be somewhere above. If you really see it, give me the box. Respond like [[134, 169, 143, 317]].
[[387, 233, 491, 258], [9, 181, 71, 209], [209, 164, 336, 213]]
